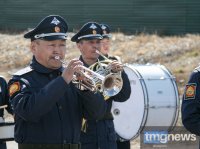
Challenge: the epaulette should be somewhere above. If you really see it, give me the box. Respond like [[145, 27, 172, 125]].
[[13, 66, 33, 76], [194, 66, 200, 73]]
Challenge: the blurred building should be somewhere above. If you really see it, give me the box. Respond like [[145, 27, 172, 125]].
[[0, 0, 199, 35]]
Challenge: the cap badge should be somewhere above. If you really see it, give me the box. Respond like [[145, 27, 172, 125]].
[[101, 25, 107, 30], [93, 30, 97, 34], [90, 24, 97, 29], [55, 26, 60, 32], [51, 17, 60, 25]]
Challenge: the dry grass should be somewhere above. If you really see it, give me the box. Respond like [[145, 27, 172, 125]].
[[1, 33, 200, 94]]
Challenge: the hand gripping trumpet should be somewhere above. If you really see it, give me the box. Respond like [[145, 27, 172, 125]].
[[55, 56, 121, 97]]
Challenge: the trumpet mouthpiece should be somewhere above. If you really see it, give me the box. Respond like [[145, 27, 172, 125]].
[[96, 50, 100, 54], [54, 56, 60, 60], [55, 56, 66, 65]]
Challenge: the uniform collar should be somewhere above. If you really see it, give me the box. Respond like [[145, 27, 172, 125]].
[[30, 56, 63, 74], [79, 56, 99, 67]]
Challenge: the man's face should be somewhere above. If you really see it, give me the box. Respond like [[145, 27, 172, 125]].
[[100, 38, 110, 55], [31, 39, 66, 69], [78, 39, 101, 61]]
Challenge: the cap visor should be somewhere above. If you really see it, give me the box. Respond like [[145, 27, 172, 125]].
[[42, 35, 67, 41], [82, 36, 102, 41], [24, 29, 35, 39]]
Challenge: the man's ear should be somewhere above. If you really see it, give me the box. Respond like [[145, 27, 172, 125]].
[[77, 42, 83, 53], [30, 41, 37, 54]]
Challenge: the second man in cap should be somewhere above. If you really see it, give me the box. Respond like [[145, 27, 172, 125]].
[[71, 22, 131, 149]]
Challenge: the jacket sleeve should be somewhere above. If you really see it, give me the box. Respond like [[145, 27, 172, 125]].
[[109, 70, 131, 102], [181, 70, 200, 136], [8, 76, 70, 122], [78, 90, 107, 120]]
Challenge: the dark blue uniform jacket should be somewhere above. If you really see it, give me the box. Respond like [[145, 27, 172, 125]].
[[8, 57, 107, 144], [182, 66, 200, 136], [80, 56, 131, 149]]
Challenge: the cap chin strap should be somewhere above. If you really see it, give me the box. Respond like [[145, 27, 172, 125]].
[[34, 33, 67, 39], [78, 34, 102, 40]]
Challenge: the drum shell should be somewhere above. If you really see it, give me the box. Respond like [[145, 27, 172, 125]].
[[111, 64, 179, 140]]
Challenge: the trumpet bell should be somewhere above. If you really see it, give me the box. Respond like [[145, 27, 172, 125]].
[[102, 73, 123, 97]]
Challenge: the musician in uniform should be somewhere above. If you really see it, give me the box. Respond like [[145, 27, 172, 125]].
[[99, 24, 121, 62], [99, 23, 131, 149], [0, 76, 12, 149], [182, 66, 200, 137], [71, 22, 131, 149], [8, 15, 107, 149]]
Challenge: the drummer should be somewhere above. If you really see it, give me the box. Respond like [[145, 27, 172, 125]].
[[0, 76, 12, 149]]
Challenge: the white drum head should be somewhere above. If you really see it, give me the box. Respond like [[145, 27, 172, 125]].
[[0, 122, 14, 141], [111, 65, 146, 140]]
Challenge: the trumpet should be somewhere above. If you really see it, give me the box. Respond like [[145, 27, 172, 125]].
[[54, 56, 121, 97], [95, 49, 125, 73]]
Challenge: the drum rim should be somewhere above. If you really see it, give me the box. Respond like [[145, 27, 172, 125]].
[[158, 65, 180, 131], [115, 65, 148, 140], [127, 65, 149, 140]]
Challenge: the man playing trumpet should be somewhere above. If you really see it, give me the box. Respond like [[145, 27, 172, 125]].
[[71, 22, 131, 149], [8, 15, 107, 149]]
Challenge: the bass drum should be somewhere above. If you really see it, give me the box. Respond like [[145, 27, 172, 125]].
[[111, 64, 179, 140], [0, 122, 14, 141]]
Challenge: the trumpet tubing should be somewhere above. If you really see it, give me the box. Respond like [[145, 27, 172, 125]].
[[55, 56, 105, 81], [55, 56, 105, 92], [89, 54, 124, 97], [54, 56, 123, 97], [96, 50, 126, 68]]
